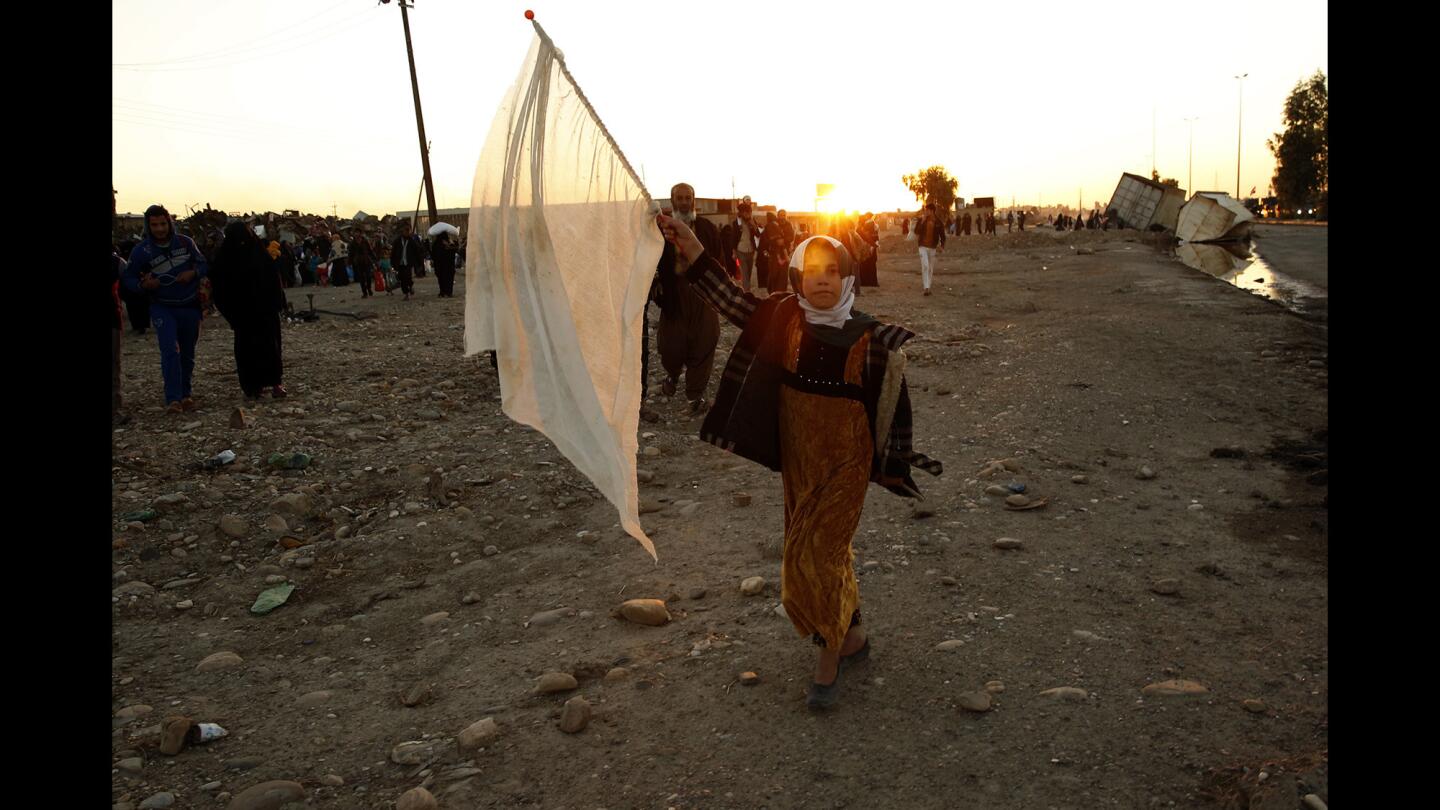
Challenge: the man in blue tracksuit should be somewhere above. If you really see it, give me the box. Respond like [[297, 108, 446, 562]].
[[123, 204, 209, 414]]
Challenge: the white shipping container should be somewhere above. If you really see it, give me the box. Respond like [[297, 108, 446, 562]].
[[1106, 173, 1186, 232], [1177, 192, 1255, 242]]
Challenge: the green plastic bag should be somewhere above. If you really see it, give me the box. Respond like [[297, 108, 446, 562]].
[[250, 583, 295, 615]]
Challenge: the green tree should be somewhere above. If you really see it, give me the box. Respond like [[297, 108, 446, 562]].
[[1267, 70, 1327, 218], [1151, 170, 1180, 189], [902, 166, 958, 213]]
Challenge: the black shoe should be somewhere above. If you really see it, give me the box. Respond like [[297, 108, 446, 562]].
[[807, 672, 842, 710]]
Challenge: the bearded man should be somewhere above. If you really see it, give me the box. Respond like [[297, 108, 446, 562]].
[[649, 183, 724, 414]]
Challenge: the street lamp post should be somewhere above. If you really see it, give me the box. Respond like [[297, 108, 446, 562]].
[[1183, 117, 1198, 195], [1234, 73, 1248, 199]]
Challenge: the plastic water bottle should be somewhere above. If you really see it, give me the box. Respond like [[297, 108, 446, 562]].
[[202, 450, 237, 470], [187, 723, 228, 745]]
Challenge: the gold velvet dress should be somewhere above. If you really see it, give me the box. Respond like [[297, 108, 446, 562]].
[[777, 311, 874, 650]]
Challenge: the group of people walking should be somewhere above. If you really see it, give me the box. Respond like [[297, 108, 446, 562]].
[[111, 205, 465, 422], [1052, 209, 1114, 231], [950, 210, 997, 236]]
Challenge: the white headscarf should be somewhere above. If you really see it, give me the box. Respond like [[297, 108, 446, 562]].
[[788, 235, 855, 329]]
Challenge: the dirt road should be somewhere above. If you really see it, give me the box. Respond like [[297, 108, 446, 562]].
[[112, 225, 1327, 810]]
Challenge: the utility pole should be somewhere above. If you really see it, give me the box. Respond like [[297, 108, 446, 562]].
[[1234, 73, 1248, 199], [1183, 117, 1198, 195], [389, 0, 438, 225]]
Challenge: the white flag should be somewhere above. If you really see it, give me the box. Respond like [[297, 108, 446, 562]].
[[465, 26, 664, 559]]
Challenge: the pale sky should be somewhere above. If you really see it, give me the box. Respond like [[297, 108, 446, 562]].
[[113, 0, 1327, 217]]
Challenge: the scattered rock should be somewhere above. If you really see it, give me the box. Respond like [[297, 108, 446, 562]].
[[605, 667, 629, 683], [401, 683, 433, 707], [319, 774, 344, 787], [219, 515, 247, 538], [773, 603, 790, 620], [558, 696, 591, 733], [1135, 466, 1156, 480], [482, 545, 499, 557], [535, 672, 579, 694], [262, 515, 288, 533], [984, 680, 1005, 694], [1150, 579, 1181, 596], [635, 468, 655, 484], [740, 576, 766, 596], [638, 498, 664, 515], [1242, 698, 1267, 714], [739, 671, 759, 686], [940, 576, 957, 586], [1004, 494, 1030, 507], [956, 691, 993, 712], [270, 493, 313, 516], [528, 608, 571, 627], [223, 756, 266, 771], [114, 581, 157, 598], [224, 780, 305, 810], [229, 407, 251, 429], [396, 787, 438, 810], [993, 537, 1023, 550], [1039, 687, 1089, 702], [461, 591, 481, 605], [196, 651, 244, 673], [1209, 446, 1247, 459], [912, 503, 936, 519], [390, 740, 442, 765], [732, 492, 752, 507], [296, 690, 332, 708], [935, 640, 964, 651], [1070, 475, 1088, 484], [139, 792, 174, 809], [114, 704, 154, 720], [202, 781, 223, 791], [456, 717, 500, 752], [1302, 794, 1328, 810], [116, 757, 144, 774], [1141, 679, 1208, 697], [983, 484, 1009, 496], [613, 598, 670, 626], [153, 492, 189, 510], [419, 611, 450, 626]]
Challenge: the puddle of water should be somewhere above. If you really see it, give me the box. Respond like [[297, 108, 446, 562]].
[[1173, 240, 1326, 317]]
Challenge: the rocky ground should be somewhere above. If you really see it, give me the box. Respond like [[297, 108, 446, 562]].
[[112, 226, 1328, 810]]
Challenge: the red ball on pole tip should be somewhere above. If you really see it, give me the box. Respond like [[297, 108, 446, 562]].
[[524, 9, 534, 19]]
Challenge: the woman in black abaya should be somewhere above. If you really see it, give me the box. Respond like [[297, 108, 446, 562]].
[[211, 222, 289, 399]]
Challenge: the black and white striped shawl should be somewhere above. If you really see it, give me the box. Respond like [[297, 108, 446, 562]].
[[682, 251, 942, 499]]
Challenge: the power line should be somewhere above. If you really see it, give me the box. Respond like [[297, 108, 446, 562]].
[[112, 10, 380, 73], [112, 0, 353, 67]]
